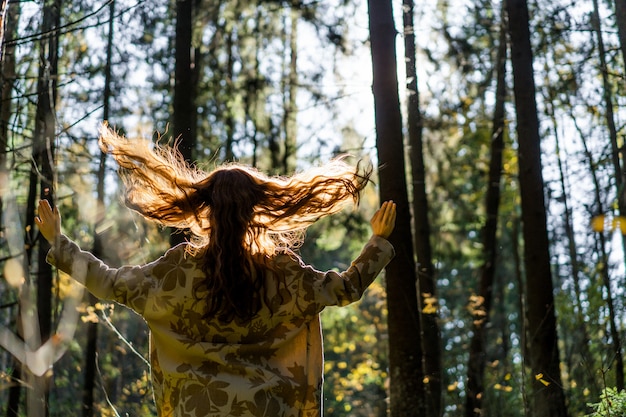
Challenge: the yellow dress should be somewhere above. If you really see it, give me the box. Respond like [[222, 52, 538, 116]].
[[48, 234, 394, 417]]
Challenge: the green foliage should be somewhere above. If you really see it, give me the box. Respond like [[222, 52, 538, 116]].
[[587, 388, 626, 417], [322, 281, 388, 417]]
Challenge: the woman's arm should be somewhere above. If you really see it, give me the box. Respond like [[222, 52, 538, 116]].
[[35, 199, 155, 315], [292, 201, 397, 312]]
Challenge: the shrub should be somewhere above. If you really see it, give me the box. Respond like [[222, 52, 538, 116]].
[[587, 387, 626, 417]]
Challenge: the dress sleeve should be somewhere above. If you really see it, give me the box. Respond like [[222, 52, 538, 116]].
[[296, 234, 395, 311], [46, 234, 165, 315]]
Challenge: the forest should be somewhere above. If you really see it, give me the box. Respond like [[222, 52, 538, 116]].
[[0, 0, 625, 416]]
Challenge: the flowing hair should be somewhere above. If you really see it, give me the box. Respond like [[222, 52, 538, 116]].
[[99, 123, 372, 320]]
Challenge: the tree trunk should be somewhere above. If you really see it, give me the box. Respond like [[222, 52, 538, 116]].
[[1, 2, 22, 414], [29, 0, 62, 415], [282, 7, 298, 174], [401, 0, 440, 414], [171, 0, 198, 247], [591, 2, 626, 393], [590, 0, 625, 390], [367, 0, 425, 415], [613, 0, 626, 71], [549, 97, 598, 401], [224, 30, 236, 163], [82, 2, 117, 416], [506, 0, 568, 415], [465, 3, 507, 415], [573, 115, 623, 395], [592, 0, 626, 286], [511, 215, 530, 415]]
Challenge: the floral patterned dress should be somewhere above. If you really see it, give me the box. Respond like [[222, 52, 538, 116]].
[[48, 234, 394, 417]]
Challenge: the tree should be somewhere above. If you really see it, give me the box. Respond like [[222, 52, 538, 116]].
[[592, 0, 626, 282], [465, 2, 508, 414], [506, 0, 568, 415], [613, 0, 626, 72], [170, 0, 199, 246], [1, 1, 22, 415], [402, 0, 441, 413], [82, 2, 117, 416], [589, 0, 625, 391], [281, 6, 298, 174], [367, 0, 425, 415], [22, 0, 62, 415]]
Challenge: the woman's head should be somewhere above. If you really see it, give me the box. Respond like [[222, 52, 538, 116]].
[[194, 166, 265, 253], [187, 160, 372, 254]]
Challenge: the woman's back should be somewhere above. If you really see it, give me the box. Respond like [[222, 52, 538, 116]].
[[145, 246, 321, 416], [115, 235, 393, 417]]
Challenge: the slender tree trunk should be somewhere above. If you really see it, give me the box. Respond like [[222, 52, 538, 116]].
[[82, 2, 117, 416], [224, 30, 236, 163], [465, 4, 507, 415], [590, 0, 626, 390], [547, 98, 598, 401], [506, 0, 568, 415], [282, 7, 297, 174], [511, 215, 530, 415], [171, 0, 198, 247], [572, 115, 623, 394], [0, 0, 16, 195], [401, 0, 440, 414], [1, 2, 22, 414], [556, 136, 591, 388], [0, 0, 7, 54], [28, 0, 61, 415], [367, 0, 425, 415], [613, 0, 626, 70], [592, 0, 626, 281], [246, 10, 263, 169]]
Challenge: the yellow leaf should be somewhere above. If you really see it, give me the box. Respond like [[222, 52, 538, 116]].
[[504, 373, 511, 381], [591, 215, 605, 232], [535, 373, 550, 386], [422, 304, 438, 314]]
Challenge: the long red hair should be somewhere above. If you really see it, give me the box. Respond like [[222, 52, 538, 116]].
[[99, 124, 372, 320]]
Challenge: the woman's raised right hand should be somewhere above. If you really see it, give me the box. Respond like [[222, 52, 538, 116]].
[[370, 201, 396, 239]]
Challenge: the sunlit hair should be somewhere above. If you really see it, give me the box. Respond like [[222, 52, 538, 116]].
[[99, 123, 372, 321]]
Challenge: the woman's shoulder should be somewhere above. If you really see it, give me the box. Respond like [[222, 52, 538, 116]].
[[271, 249, 305, 269], [149, 243, 204, 279]]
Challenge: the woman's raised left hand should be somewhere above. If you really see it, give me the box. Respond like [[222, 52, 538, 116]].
[[35, 199, 61, 244]]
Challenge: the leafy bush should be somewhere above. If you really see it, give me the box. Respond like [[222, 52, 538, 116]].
[[587, 387, 626, 417]]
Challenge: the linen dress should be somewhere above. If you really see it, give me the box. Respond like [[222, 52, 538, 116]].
[[47, 234, 394, 417]]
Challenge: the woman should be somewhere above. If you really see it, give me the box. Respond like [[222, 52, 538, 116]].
[[35, 124, 396, 417]]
